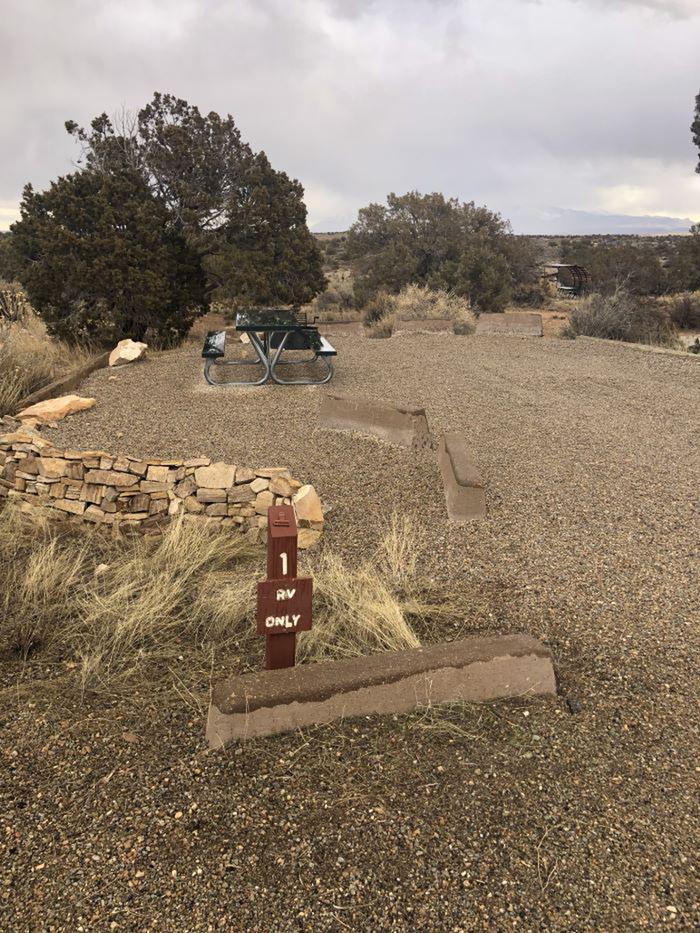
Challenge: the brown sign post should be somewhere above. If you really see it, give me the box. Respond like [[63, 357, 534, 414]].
[[256, 505, 313, 670]]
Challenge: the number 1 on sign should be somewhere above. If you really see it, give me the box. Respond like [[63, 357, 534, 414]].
[[280, 552, 288, 576]]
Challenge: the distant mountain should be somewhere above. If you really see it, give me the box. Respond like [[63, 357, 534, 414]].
[[508, 207, 695, 236]]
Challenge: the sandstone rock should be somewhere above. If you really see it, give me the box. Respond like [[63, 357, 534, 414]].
[[234, 467, 255, 484], [126, 494, 151, 513], [197, 487, 227, 503], [205, 503, 228, 516], [84, 470, 138, 488], [37, 457, 67, 478], [0, 431, 52, 450], [52, 499, 86, 515], [269, 475, 298, 497], [293, 485, 324, 524], [174, 476, 197, 498], [146, 465, 170, 483], [84, 505, 105, 523], [17, 395, 96, 424], [228, 485, 255, 504], [80, 484, 104, 505], [194, 462, 236, 489], [184, 457, 210, 468], [250, 477, 269, 494], [108, 339, 148, 367], [254, 490, 275, 515], [298, 528, 322, 549], [184, 496, 204, 514], [255, 468, 290, 479], [140, 480, 169, 493], [149, 499, 168, 515]]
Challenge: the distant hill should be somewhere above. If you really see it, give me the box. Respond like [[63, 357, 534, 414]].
[[507, 207, 695, 236]]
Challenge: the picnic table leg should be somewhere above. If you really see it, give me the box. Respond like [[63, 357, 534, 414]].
[[203, 331, 271, 385], [268, 331, 334, 386]]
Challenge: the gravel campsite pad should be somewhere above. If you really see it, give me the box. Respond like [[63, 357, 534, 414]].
[[2, 330, 699, 928]]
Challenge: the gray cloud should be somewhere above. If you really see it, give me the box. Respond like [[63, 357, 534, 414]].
[[1, 0, 698, 233]]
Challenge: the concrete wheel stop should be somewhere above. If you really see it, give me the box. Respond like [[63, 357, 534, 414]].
[[207, 634, 556, 745], [475, 312, 543, 337], [319, 393, 486, 520]]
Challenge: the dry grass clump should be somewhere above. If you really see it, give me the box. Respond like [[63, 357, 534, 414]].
[[0, 504, 258, 692], [0, 506, 449, 695], [0, 301, 91, 416], [563, 288, 680, 348], [361, 285, 476, 337]]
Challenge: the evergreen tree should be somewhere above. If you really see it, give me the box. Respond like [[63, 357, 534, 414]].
[[346, 191, 517, 312], [12, 166, 206, 346]]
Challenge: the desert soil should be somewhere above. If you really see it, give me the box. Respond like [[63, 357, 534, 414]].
[[2, 328, 698, 929]]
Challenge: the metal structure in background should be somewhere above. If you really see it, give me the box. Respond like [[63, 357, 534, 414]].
[[256, 505, 313, 670], [202, 309, 336, 386], [542, 263, 590, 298]]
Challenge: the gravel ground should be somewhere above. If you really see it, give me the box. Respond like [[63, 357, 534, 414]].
[[2, 329, 699, 929]]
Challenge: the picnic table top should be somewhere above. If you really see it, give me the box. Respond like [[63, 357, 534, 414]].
[[235, 309, 319, 333]]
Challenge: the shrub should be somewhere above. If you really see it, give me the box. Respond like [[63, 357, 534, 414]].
[[361, 290, 395, 326], [563, 289, 679, 347], [361, 285, 476, 337], [666, 292, 700, 330], [0, 280, 29, 324], [0, 309, 90, 416]]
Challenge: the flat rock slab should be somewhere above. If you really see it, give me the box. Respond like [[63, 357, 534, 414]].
[[319, 392, 432, 448], [438, 433, 486, 521], [207, 634, 556, 745], [476, 313, 543, 337]]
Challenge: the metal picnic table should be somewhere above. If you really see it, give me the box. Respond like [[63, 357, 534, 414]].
[[202, 309, 337, 386]]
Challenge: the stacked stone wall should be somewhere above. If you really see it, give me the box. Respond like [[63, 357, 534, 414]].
[[0, 430, 323, 547]]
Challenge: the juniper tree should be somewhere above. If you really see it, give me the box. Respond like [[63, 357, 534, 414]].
[[66, 93, 325, 306], [12, 167, 206, 346], [346, 191, 518, 312]]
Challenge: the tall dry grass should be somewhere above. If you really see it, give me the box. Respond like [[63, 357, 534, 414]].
[[0, 506, 447, 696], [0, 290, 91, 416], [362, 285, 476, 337]]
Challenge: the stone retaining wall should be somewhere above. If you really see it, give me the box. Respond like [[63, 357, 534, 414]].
[[0, 429, 324, 546]]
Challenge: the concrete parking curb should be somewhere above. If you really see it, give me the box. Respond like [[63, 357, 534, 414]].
[[475, 313, 543, 337], [319, 392, 433, 449], [206, 634, 556, 745], [438, 433, 486, 521]]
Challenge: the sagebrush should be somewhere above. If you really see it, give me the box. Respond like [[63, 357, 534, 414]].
[[563, 289, 679, 347]]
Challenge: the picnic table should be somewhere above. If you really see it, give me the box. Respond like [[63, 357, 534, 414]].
[[202, 309, 336, 386]]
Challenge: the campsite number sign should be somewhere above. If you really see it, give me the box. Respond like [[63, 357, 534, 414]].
[[256, 505, 312, 670]]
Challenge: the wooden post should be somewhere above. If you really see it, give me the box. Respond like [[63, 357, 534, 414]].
[[264, 505, 299, 670]]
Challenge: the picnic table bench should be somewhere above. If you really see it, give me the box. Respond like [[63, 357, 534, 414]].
[[202, 309, 336, 386]]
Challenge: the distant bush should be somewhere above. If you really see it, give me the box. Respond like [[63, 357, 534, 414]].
[[361, 285, 476, 337], [306, 272, 357, 322], [666, 292, 700, 330], [563, 289, 679, 347]]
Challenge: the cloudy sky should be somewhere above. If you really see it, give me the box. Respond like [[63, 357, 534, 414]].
[[2, 0, 699, 233]]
